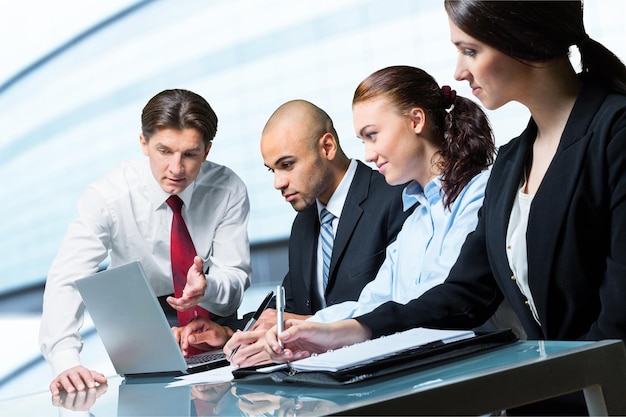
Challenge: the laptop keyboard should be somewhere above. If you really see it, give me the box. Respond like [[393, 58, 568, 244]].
[[185, 351, 226, 365]]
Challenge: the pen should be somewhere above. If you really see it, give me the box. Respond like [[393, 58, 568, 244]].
[[276, 285, 285, 350], [229, 290, 274, 361]]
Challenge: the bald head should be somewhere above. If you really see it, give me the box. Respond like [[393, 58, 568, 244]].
[[263, 100, 339, 150]]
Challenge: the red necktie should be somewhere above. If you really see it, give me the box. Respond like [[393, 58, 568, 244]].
[[167, 195, 211, 355]]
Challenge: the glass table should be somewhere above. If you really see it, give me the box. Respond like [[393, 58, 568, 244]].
[[1, 339, 624, 416]]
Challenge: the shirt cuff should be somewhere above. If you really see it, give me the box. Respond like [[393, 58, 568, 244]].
[[49, 349, 82, 378]]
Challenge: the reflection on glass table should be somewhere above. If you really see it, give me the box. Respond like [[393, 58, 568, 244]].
[[1, 339, 624, 416]]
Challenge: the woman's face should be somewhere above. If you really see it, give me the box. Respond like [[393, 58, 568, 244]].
[[448, 18, 531, 110], [353, 96, 422, 186]]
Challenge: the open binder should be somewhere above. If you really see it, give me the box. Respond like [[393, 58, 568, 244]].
[[233, 328, 517, 386]]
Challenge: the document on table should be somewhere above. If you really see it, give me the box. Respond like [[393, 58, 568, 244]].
[[289, 327, 475, 372], [166, 364, 237, 387]]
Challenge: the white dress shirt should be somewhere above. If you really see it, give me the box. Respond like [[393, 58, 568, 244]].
[[506, 186, 540, 325], [309, 170, 489, 323], [39, 158, 251, 376]]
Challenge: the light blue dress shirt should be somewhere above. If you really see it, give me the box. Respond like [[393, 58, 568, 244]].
[[309, 170, 490, 323]]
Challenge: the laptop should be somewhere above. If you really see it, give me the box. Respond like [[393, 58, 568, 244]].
[[75, 260, 228, 377]]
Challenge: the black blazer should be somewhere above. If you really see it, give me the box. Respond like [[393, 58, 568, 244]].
[[283, 160, 410, 315], [357, 83, 626, 343]]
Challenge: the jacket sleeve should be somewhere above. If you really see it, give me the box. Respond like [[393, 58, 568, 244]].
[[586, 116, 626, 340]]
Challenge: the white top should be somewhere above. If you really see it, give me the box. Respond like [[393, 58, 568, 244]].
[[506, 185, 540, 325], [39, 158, 251, 376], [314, 159, 358, 307]]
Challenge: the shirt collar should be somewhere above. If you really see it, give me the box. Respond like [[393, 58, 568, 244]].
[[143, 158, 196, 210], [402, 176, 443, 210]]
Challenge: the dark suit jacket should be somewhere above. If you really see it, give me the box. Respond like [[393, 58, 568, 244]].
[[357, 82, 626, 344], [283, 160, 411, 315]]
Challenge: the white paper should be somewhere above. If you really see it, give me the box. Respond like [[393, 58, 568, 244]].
[[165, 364, 237, 387], [290, 327, 474, 372], [256, 363, 288, 373]]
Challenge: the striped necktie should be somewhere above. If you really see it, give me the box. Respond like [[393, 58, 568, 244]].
[[320, 208, 335, 293]]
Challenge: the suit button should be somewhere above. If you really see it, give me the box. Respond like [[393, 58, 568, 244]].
[[524, 300, 530, 305], [306, 300, 310, 307], [511, 275, 516, 281]]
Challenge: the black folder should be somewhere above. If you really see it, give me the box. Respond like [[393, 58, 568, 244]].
[[232, 329, 517, 386]]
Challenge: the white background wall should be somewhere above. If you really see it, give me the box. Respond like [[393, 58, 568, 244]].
[[1, 0, 625, 293]]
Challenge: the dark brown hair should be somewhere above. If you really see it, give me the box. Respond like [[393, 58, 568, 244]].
[[141, 89, 218, 148], [353, 65, 495, 209], [445, 0, 626, 94]]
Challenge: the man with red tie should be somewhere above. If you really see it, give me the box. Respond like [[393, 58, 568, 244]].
[[39, 89, 251, 395]]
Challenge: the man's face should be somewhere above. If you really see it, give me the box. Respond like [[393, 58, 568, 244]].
[[140, 128, 211, 195], [261, 127, 332, 212]]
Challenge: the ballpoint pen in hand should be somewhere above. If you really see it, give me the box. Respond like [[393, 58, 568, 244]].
[[228, 290, 274, 361], [276, 285, 285, 351]]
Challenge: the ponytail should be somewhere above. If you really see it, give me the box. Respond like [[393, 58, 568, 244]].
[[578, 37, 626, 95], [438, 93, 495, 209]]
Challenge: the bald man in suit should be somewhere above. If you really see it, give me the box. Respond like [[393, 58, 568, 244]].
[[175, 100, 410, 366]]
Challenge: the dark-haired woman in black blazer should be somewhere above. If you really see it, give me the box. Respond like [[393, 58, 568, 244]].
[[265, 2, 626, 413]]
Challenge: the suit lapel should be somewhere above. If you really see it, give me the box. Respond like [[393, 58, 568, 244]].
[[299, 205, 319, 297], [494, 132, 549, 336], [527, 85, 607, 326], [488, 123, 533, 284], [487, 125, 535, 329], [327, 161, 369, 286]]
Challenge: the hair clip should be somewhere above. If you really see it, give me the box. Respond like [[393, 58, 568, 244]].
[[441, 85, 457, 110]]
